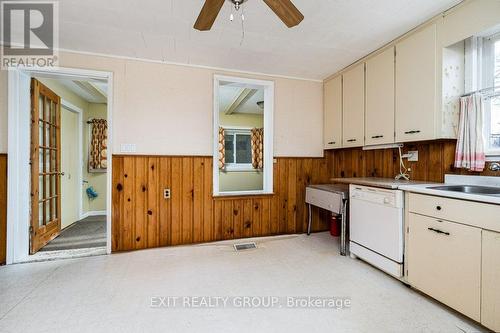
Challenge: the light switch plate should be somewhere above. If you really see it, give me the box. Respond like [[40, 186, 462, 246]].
[[408, 150, 418, 162], [120, 143, 137, 153], [164, 188, 171, 199]]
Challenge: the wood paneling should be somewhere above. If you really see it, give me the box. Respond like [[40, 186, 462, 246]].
[[112, 156, 331, 252], [326, 140, 499, 182], [2, 140, 496, 259], [0, 154, 7, 265]]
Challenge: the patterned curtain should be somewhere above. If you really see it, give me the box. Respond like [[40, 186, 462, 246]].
[[218, 127, 225, 170], [251, 128, 264, 170], [89, 119, 108, 172]]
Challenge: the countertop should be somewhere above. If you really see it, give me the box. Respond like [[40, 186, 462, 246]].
[[307, 184, 349, 198], [399, 183, 500, 205], [330, 176, 500, 204], [330, 177, 432, 190]]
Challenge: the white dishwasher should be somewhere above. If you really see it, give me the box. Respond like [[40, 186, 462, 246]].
[[349, 184, 404, 278]]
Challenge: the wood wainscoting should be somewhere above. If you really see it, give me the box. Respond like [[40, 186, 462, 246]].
[[112, 156, 332, 252], [326, 140, 500, 182], [0, 154, 7, 265]]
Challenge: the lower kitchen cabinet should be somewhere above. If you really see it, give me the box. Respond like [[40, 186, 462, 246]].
[[481, 230, 500, 332], [407, 213, 481, 321]]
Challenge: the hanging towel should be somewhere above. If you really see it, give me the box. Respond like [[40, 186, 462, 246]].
[[251, 128, 264, 170], [89, 119, 108, 172], [454, 93, 485, 172], [86, 186, 98, 200]]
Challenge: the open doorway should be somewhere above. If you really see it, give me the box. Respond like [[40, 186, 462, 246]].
[[213, 75, 274, 197], [6, 67, 113, 264], [31, 77, 108, 256]]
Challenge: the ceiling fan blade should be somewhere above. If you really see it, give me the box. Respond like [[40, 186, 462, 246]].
[[262, 0, 304, 28], [194, 0, 225, 31]]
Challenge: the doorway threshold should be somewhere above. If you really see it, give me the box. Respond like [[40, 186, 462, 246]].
[[18, 246, 107, 264]]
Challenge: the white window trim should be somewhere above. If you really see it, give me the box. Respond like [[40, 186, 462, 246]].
[[482, 34, 500, 158], [213, 75, 274, 197]]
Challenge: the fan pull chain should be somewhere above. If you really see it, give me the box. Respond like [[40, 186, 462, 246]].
[[240, 3, 245, 46]]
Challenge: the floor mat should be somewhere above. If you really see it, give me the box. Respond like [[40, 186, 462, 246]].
[[40, 215, 106, 251]]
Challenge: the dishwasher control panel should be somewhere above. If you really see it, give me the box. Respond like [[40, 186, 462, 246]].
[[350, 185, 403, 208]]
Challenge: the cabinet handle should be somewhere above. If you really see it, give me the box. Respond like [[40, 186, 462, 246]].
[[328, 141, 336, 145], [436, 205, 442, 211], [371, 135, 384, 139], [428, 227, 450, 236], [347, 139, 357, 142], [404, 130, 421, 135]]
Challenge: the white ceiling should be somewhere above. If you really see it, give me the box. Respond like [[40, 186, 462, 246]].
[[220, 86, 264, 114], [58, 0, 463, 80], [42, 77, 108, 103]]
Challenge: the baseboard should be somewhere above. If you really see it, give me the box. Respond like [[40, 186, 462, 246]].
[[80, 210, 106, 220]]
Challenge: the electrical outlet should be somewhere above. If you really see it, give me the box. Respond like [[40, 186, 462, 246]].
[[408, 150, 419, 162], [120, 143, 137, 153], [163, 188, 171, 199]]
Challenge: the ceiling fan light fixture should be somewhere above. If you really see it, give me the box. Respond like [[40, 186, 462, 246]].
[[194, 0, 304, 31], [230, 0, 248, 11]]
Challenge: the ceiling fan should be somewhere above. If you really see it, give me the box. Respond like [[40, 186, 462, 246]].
[[194, 0, 304, 31]]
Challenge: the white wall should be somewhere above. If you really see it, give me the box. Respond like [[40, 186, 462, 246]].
[[219, 112, 264, 128], [0, 72, 7, 153], [0, 51, 324, 157]]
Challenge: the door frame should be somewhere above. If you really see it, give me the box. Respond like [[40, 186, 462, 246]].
[[60, 99, 84, 221], [212, 74, 274, 197], [6, 66, 113, 264]]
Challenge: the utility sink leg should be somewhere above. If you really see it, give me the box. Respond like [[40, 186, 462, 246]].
[[307, 204, 312, 235]]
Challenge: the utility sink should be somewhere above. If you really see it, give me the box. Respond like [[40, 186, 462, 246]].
[[427, 185, 500, 196]]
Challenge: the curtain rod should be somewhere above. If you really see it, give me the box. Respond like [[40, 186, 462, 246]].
[[462, 85, 500, 97], [86, 118, 106, 124]]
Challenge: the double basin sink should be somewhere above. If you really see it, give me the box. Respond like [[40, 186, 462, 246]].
[[426, 185, 500, 197]]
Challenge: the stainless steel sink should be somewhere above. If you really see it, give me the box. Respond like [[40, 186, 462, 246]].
[[427, 185, 500, 196]]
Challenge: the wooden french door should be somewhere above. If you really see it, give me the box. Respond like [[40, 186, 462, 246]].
[[30, 79, 62, 254]]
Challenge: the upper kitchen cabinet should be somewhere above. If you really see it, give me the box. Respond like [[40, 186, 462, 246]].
[[324, 76, 342, 149], [365, 47, 395, 146], [342, 63, 365, 148], [395, 24, 437, 142]]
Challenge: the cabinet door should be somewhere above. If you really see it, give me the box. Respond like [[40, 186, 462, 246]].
[[395, 24, 436, 142], [408, 213, 481, 321], [324, 76, 342, 149], [365, 48, 395, 145], [342, 63, 365, 147], [482, 230, 500, 332]]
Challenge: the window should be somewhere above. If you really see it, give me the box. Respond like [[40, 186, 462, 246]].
[[224, 129, 253, 169], [467, 33, 500, 158], [482, 34, 500, 157]]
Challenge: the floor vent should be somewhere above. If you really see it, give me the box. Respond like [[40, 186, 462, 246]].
[[234, 242, 257, 251]]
